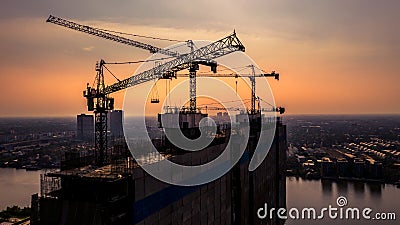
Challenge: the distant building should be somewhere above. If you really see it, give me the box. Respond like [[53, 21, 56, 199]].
[[76, 114, 94, 142], [353, 158, 365, 178], [109, 110, 124, 138], [302, 160, 315, 170], [296, 155, 306, 164], [336, 158, 350, 178], [215, 111, 229, 123], [366, 159, 383, 180], [321, 157, 335, 178]]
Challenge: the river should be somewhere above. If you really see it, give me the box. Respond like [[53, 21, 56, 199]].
[[286, 177, 399, 225], [0, 168, 41, 210]]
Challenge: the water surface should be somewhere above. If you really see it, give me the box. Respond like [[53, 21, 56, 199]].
[[0, 168, 41, 210], [286, 177, 399, 225]]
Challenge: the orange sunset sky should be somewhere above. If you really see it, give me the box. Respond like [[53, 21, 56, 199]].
[[0, 0, 399, 117]]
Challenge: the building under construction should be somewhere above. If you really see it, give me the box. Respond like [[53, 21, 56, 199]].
[[31, 115, 286, 225]]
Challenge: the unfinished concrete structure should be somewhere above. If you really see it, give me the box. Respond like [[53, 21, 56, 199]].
[[32, 116, 287, 225]]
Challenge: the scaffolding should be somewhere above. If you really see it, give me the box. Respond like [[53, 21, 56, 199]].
[[40, 173, 61, 198]]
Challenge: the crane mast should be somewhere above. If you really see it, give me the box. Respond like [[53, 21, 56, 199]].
[[249, 65, 257, 115], [188, 40, 197, 112], [83, 60, 115, 165]]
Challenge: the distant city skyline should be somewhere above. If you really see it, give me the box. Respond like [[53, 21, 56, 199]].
[[0, 0, 399, 117]]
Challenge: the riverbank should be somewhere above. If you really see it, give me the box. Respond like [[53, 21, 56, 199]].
[[0, 206, 30, 223], [286, 174, 394, 186]]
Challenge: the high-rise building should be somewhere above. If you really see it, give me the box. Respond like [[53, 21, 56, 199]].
[[34, 116, 287, 225], [77, 114, 94, 142], [109, 110, 124, 138]]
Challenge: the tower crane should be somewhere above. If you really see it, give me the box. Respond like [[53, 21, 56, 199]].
[[174, 69, 280, 114], [47, 15, 245, 166]]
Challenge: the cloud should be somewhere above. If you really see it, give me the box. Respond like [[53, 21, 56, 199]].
[[2, 0, 400, 41], [82, 46, 94, 52]]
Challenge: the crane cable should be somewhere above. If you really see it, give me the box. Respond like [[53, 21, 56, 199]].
[[197, 98, 251, 107], [103, 65, 121, 82], [199, 99, 251, 111], [105, 56, 176, 65], [197, 65, 249, 74], [97, 27, 184, 43], [251, 64, 273, 75], [259, 97, 275, 108]]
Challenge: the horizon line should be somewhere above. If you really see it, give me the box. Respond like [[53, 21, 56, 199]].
[[0, 112, 400, 119]]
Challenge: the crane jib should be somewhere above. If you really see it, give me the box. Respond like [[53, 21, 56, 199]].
[[46, 15, 180, 57], [104, 33, 245, 94]]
